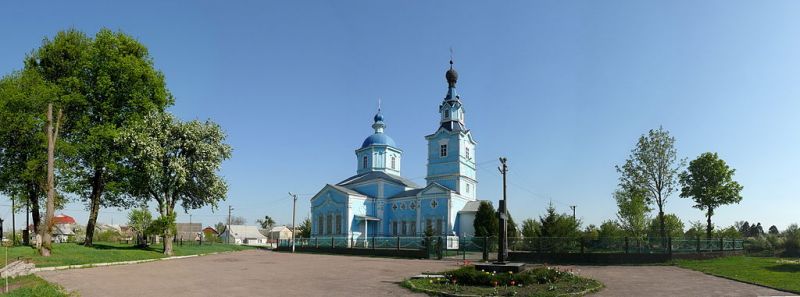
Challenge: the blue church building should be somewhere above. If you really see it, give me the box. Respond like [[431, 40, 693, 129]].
[[310, 60, 482, 243]]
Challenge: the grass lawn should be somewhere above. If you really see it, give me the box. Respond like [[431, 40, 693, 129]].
[[2, 242, 254, 268], [675, 256, 800, 294], [0, 274, 71, 297]]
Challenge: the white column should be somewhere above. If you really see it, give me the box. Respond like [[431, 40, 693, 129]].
[[416, 198, 422, 234]]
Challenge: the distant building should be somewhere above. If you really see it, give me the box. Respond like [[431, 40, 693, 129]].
[[219, 225, 268, 245], [52, 214, 76, 243], [203, 226, 219, 235], [265, 226, 293, 242], [175, 223, 202, 241]]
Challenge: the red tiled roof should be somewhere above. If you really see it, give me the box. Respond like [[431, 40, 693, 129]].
[[53, 214, 76, 225]]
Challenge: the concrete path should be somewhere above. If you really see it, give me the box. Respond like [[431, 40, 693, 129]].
[[38, 250, 795, 297], [39, 250, 455, 297], [564, 265, 795, 297]]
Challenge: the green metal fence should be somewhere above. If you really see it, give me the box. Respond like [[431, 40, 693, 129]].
[[278, 236, 743, 259]]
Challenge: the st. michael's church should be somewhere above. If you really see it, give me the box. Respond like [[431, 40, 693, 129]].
[[310, 60, 482, 242]]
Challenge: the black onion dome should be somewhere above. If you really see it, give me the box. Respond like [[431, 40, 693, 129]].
[[446, 60, 458, 87]]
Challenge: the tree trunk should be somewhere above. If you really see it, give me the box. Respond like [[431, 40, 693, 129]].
[[706, 209, 714, 239], [658, 206, 667, 245], [28, 184, 41, 234], [163, 230, 174, 256], [39, 104, 58, 257], [83, 167, 104, 247]]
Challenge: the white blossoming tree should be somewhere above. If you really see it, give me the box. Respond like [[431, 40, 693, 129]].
[[118, 112, 231, 255]]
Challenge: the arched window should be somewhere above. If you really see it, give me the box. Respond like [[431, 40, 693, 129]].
[[444, 109, 450, 118], [391, 156, 396, 169], [363, 156, 368, 168], [440, 144, 447, 157]]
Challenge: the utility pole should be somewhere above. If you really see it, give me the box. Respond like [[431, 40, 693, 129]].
[[227, 205, 233, 244], [289, 192, 298, 253], [570, 205, 576, 221], [497, 157, 509, 263]]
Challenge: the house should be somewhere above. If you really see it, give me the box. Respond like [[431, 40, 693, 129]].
[[266, 226, 293, 243], [203, 226, 219, 235], [175, 223, 202, 241], [52, 214, 76, 243], [219, 225, 268, 245]]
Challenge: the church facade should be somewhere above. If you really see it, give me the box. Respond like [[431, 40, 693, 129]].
[[310, 61, 482, 243]]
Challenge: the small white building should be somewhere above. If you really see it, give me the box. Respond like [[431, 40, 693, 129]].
[[219, 225, 268, 245], [266, 226, 293, 242]]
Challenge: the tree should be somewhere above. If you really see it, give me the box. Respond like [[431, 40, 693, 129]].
[[616, 127, 683, 242], [599, 220, 624, 238], [473, 201, 498, 237], [215, 222, 227, 234], [679, 152, 743, 239], [538, 203, 581, 238], [118, 112, 230, 255], [614, 186, 651, 238], [646, 214, 684, 239], [507, 212, 519, 239], [583, 224, 600, 241], [521, 219, 540, 238], [128, 207, 153, 246], [230, 216, 247, 226], [738, 221, 751, 237], [39, 103, 63, 256], [769, 225, 780, 235], [748, 222, 764, 238], [0, 70, 59, 237], [25, 29, 173, 247], [256, 216, 275, 230], [298, 218, 311, 238], [714, 226, 741, 239], [684, 221, 705, 239]]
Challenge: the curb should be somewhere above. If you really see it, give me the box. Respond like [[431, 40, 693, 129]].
[[32, 251, 238, 273]]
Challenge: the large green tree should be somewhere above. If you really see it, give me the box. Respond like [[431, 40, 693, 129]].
[[473, 201, 498, 237], [538, 203, 581, 238], [679, 152, 743, 239], [614, 186, 651, 238], [25, 29, 173, 247], [118, 112, 230, 255], [0, 70, 56, 236], [616, 127, 683, 242]]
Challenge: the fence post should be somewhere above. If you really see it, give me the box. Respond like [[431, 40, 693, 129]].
[[482, 236, 488, 261], [372, 236, 375, 250], [331, 236, 334, 248], [580, 238, 585, 254], [461, 236, 465, 262], [696, 236, 700, 253], [668, 237, 672, 257], [315, 237, 319, 248], [720, 237, 724, 252], [396, 236, 400, 251], [625, 237, 629, 254]]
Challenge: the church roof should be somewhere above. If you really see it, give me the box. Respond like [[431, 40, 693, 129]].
[[337, 171, 420, 188], [459, 200, 482, 213], [389, 188, 424, 198], [361, 133, 396, 148], [328, 184, 365, 196]]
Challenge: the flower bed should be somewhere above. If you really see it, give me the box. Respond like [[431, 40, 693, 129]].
[[403, 265, 602, 297]]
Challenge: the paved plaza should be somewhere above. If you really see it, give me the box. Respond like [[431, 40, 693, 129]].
[[39, 250, 794, 297]]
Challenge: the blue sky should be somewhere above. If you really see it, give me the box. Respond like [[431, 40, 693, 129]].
[[1, 1, 798, 231]]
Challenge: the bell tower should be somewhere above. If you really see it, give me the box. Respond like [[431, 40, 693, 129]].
[[425, 60, 477, 199]]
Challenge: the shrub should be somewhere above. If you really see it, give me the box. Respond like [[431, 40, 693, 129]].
[[94, 230, 122, 242], [444, 266, 573, 287], [783, 224, 800, 257]]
